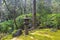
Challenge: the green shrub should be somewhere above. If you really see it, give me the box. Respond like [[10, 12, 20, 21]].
[[16, 13, 40, 29], [0, 20, 14, 33], [38, 13, 60, 28]]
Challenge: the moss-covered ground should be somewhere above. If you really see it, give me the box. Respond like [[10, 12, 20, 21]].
[[2, 29, 60, 40]]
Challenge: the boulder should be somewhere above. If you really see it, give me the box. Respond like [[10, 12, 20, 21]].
[[13, 29, 23, 37]]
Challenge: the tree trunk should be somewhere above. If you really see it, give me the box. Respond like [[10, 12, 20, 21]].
[[32, 0, 36, 29], [13, 0, 18, 29]]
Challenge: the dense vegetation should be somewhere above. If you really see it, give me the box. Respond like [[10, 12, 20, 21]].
[[0, 13, 60, 33]]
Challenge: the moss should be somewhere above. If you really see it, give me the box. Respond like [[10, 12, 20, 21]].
[[2, 29, 60, 40]]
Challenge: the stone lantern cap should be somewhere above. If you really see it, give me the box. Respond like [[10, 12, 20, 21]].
[[24, 15, 30, 20]]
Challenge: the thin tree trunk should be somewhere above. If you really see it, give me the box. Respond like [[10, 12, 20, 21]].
[[3, 0, 18, 29], [13, 0, 18, 29]]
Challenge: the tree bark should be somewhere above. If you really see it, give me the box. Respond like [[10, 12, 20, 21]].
[[32, 0, 36, 29]]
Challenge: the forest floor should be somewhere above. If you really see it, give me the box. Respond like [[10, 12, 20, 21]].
[[2, 29, 60, 40]]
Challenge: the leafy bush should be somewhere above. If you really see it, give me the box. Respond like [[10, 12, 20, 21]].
[[38, 13, 60, 29], [0, 20, 14, 33], [16, 13, 40, 29]]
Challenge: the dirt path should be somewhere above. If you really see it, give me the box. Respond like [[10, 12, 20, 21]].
[[11, 37, 23, 40], [11, 37, 18, 40]]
